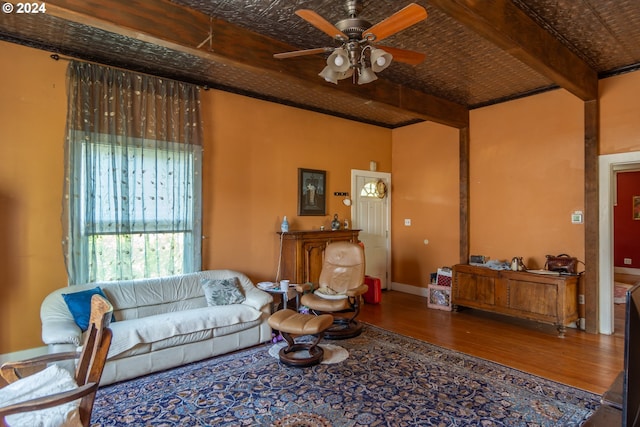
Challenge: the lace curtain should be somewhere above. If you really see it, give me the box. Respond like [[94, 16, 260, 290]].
[[63, 62, 203, 284]]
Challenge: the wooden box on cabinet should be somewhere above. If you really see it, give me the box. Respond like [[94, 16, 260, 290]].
[[278, 229, 360, 285], [452, 264, 579, 336]]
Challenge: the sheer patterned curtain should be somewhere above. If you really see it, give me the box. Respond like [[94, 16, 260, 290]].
[[63, 61, 203, 284]]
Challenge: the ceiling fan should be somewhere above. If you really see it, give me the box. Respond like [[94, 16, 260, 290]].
[[274, 0, 428, 85]]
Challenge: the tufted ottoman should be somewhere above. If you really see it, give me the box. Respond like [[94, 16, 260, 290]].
[[268, 309, 333, 367]]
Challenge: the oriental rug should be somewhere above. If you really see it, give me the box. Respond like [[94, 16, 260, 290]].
[[91, 325, 599, 426], [614, 282, 633, 304]]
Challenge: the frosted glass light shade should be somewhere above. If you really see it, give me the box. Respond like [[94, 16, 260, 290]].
[[327, 48, 350, 72], [371, 48, 393, 72], [357, 67, 378, 84]]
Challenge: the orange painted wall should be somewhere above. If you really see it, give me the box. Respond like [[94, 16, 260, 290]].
[[0, 41, 69, 353], [469, 89, 585, 269], [600, 71, 640, 155], [199, 90, 392, 281], [391, 122, 460, 287]]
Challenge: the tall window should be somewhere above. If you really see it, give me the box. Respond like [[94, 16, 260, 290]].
[[63, 62, 203, 284]]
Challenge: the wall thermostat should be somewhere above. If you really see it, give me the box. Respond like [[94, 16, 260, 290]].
[[571, 211, 584, 224]]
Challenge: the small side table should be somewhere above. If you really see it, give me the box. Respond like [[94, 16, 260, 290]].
[[258, 283, 299, 312]]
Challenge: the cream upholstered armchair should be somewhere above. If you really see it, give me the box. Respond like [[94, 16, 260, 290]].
[[0, 294, 113, 427], [296, 241, 368, 339]]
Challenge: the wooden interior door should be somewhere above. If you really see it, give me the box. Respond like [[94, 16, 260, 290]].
[[351, 169, 391, 289]]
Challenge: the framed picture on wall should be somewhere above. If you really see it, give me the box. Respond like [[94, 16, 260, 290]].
[[634, 196, 640, 220], [298, 168, 326, 216]]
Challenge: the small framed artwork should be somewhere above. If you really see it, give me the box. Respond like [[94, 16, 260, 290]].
[[298, 168, 326, 216], [634, 196, 640, 220]]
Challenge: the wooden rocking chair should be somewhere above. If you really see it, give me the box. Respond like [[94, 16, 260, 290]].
[[0, 294, 113, 426]]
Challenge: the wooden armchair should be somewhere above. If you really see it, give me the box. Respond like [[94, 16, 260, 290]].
[[0, 294, 113, 426]]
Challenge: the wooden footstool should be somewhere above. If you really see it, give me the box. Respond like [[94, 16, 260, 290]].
[[268, 309, 333, 367]]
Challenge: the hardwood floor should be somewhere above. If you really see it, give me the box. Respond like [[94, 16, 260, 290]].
[[614, 272, 640, 285], [359, 290, 624, 395]]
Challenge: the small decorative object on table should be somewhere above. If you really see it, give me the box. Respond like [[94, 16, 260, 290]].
[[469, 255, 487, 265], [545, 254, 579, 274], [331, 214, 340, 230]]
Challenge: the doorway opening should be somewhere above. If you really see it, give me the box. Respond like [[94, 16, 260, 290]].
[[599, 152, 640, 334]]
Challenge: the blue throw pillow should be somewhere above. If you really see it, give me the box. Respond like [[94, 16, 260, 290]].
[[62, 287, 110, 331]]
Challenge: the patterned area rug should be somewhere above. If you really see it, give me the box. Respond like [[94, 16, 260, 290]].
[[615, 282, 633, 304], [92, 325, 599, 426]]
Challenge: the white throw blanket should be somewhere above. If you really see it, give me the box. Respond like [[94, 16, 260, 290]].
[[107, 304, 262, 358], [0, 365, 81, 427]]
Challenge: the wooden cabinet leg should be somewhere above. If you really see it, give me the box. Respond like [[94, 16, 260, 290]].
[[557, 324, 566, 338]]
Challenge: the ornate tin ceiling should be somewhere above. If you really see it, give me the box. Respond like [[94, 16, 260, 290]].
[[1, 0, 639, 128]]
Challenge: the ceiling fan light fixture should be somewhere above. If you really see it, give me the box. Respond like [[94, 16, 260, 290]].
[[320, 66, 353, 84], [319, 66, 340, 84], [327, 48, 350, 72], [370, 48, 393, 72], [275, 1, 427, 86], [337, 68, 354, 80], [357, 66, 378, 85]]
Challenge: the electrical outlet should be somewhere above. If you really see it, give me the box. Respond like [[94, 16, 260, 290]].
[[404, 219, 411, 226], [625, 258, 632, 265]]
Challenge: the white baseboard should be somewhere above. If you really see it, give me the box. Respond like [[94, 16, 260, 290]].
[[389, 282, 429, 297], [615, 266, 640, 276]]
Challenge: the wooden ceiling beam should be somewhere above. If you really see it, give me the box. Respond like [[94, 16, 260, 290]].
[[430, 0, 598, 101], [45, 0, 468, 128]]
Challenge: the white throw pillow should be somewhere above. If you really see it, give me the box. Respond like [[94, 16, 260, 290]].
[[0, 364, 82, 427]]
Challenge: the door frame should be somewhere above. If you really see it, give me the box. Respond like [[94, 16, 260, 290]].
[[599, 151, 640, 334], [351, 169, 392, 289]]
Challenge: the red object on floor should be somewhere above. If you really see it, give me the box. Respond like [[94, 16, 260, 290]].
[[364, 275, 381, 304]]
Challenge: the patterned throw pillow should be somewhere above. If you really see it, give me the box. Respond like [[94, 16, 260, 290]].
[[201, 277, 245, 306]]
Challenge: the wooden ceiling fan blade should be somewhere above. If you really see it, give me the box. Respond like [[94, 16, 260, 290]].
[[274, 47, 333, 59], [376, 45, 426, 65], [364, 3, 428, 43], [295, 9, 348, 41]]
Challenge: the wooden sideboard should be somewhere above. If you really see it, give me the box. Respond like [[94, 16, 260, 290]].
[[278, 229, 360, 285], [452, 264, 579, 336]]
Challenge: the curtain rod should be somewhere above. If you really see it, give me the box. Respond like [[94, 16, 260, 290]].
[[49, 53, 210, 90]]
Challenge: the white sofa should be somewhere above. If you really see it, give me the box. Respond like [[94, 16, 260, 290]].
[[40, 270, 273, 385]]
